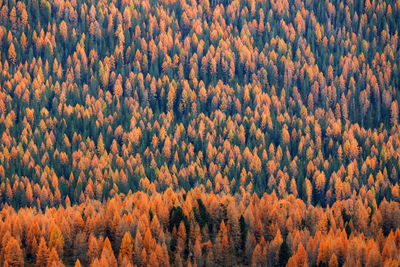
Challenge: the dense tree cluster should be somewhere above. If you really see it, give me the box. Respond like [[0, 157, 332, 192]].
[[0, 189, 399, 266], [0, 0, 399, 265]]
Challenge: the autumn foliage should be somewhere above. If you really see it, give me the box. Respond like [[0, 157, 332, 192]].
[[0, 0, 400, 265]]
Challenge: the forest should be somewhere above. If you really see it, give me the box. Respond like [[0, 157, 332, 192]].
[[0, 0, 400, 265]]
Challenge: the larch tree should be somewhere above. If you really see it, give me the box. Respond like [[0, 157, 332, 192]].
[[119, 232, 133, 263], [101, 237, 117, 267], [8, 43, 16, 65], [47, 247, 64, 267], [74, 259, 82, 267], [49, 224, 64, 257], [4, 237, 24, 267], [328, 253, 338, 267], [87, 234, 100, 264], [36, 237, 50, 267]]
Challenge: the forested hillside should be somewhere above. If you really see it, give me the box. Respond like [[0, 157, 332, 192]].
[[0, 0, 400, 265]]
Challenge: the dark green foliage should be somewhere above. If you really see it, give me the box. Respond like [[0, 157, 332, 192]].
[[149, 208, 153, 222], [345, 223, 352, 238], [239, 215, 247, 253], [278, 239, 291, 267], [341, 209, 351, 224], [169, 206, 189, 233], [317, 261, 329, 267], [193, 199, 210, 229]]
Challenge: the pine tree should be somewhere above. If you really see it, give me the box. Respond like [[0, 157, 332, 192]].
[[278, 239, 291, 267]]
